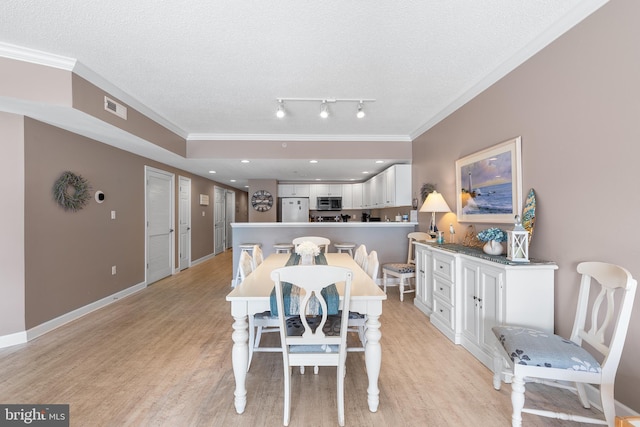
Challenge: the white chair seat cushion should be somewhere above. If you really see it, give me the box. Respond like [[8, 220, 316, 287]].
[[493, 326, 602, 372], [383, 263, 415, 274], [286, 316, 342, 353]]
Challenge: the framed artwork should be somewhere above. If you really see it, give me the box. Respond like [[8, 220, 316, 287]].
[[455, 136, 522, 223]]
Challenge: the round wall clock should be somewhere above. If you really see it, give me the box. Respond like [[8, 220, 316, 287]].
[[251, 190, 273, 212]]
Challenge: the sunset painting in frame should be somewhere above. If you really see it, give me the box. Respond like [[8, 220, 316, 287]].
[[455, 136, 522, 224]]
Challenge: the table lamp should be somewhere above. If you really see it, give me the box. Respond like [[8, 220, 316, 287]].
[[419, 191, 451, 236]]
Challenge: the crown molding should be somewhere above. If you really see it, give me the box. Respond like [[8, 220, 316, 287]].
[[409, 0, 609, 140], [187, 133, 411, 142], [0, 41, 76, 70], [0, 42, 188, 139]]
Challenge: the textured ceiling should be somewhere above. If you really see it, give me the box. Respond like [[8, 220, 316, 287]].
[[0, 0, 606, 189]]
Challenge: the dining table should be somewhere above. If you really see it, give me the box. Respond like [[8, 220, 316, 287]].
[[226, 252, 387, 414]]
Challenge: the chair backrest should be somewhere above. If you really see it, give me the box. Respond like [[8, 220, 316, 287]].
[[353, 244, 368, 270], [365, 250, 379, 280], [407, 232, 432, 264], [238, 251, 253, 282], [572, 261, 637, 381], [252, 244, 264, 270], [271, 265, 352, 364], [292, 236, 330, 253]]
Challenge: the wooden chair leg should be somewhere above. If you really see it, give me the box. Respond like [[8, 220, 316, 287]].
[[399, 277, 405, 302]]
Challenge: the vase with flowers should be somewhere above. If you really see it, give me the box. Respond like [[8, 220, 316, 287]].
[[295, 241, 321, 265], [477, 227, 507, 255]]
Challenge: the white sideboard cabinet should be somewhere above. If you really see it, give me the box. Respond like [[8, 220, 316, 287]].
[[413, 242, 557, 369]]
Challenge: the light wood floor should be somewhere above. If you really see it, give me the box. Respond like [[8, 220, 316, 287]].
[[0, 250, 603, 426]]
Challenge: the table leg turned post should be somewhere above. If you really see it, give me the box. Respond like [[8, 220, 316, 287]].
[[231, 315, 249, 414], [364, 314, 382, 412]]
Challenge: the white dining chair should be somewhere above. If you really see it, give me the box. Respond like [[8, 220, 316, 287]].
[[271, 265, 352, 427], [492, 261, 637, 427], [237, 250, 253, 284], [347, 250, 379, 351], [292, 236, 330, 253], [251, 244, 264, 270], [353, 244, 368, 270], [381, 232, 431, 301]]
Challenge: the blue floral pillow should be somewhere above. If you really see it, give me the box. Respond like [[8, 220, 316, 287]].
[[493, 326, 601, 372]]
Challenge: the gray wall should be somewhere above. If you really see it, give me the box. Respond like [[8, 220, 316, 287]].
[[412, 0, 640, 411]]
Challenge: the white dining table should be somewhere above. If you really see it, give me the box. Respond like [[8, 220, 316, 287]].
[[226, 252, 387, 414]]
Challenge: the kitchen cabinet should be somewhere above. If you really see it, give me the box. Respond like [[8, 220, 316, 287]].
[[413, 242, 557, 370], [278, 184, 310, 197], [351, 183, 363, 209], [342, 185, 353, 209], [367, 174, 385, 208], [429, 251, 457, 343], [460, 258, 502, 367], [383, 165, 411, 207], [414, 244, 433, 316], [313, 184, 342, 197]]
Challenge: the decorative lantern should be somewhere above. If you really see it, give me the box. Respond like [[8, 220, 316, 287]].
[[507, 215, 529, 262]]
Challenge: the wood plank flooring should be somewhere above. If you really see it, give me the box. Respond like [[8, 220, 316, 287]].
[[0, 250, 603, 426]]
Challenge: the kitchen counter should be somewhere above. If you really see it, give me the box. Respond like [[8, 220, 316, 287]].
[[232, 221, 418, 227], [230, 221, 418, 285]]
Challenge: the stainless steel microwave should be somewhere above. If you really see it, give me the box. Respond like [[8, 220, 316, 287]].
[[317, 197, 342, 211]]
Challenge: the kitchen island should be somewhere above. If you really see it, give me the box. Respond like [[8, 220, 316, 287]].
[[230, 221, 418, 284]]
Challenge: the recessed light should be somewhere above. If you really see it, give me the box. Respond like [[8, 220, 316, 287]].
[[230, 179, 236, 182], [209, 170, 216, 174], [315, 178, 322, 181], [241, 160, 250, 163], [309, 160, 318, 164], [375, 160, 384, 164], [362, 171, 370, 174]]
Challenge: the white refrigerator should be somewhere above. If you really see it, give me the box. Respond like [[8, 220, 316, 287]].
[[280, 198, 310, 222]]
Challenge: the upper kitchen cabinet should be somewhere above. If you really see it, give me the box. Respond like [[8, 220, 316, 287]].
[[278, 184, 310, 198], [363, 164, 411, 208], [340, 183, 364, 209], [383, 164, 411, 207], [313, 184, 343, 197]]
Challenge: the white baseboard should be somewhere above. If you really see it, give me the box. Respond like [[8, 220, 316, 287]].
[[0, 281, 147, 349], [191, 253, 215, 267], [582, 383, 639, 417], [0, 331, 27, 348]]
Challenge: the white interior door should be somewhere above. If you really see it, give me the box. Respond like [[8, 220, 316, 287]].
[[146, 167, 174, 284], [178, 176, 191, 270], [214, 186, 225, 255], [225, 190, 235, 249]]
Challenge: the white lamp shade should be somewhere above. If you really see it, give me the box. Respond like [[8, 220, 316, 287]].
[[419, 191, 451, 213]]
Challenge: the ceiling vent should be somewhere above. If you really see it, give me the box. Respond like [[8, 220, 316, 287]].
[[104, 96, 127, 120]]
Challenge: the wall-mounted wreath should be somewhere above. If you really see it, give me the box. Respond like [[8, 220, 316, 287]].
[[53, 171, 92, 212]]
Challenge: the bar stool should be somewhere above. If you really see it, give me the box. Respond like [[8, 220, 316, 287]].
[[273, 243, 294, 254], [334, 242, 356, 257]]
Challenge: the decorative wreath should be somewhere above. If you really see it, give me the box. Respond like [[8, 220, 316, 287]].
[[53, 171, 92, 212]]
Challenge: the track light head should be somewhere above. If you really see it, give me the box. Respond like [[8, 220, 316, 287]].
[[319, 101, 329, 119], [276, 100, 286, 118], [356, 102, 365, 119]]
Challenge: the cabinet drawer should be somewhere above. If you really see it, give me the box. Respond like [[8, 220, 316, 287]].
[[433, 276, 453, 304], [432, 297, 454, 330], [433, 254, 455, 281]]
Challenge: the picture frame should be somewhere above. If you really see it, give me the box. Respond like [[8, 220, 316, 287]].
[[455, 136, 522, 223]]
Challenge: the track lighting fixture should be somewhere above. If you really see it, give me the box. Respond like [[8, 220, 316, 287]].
[[275, 97, 374, 120], [276, 100, 286, 118], [319, 101, 329, 119]]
